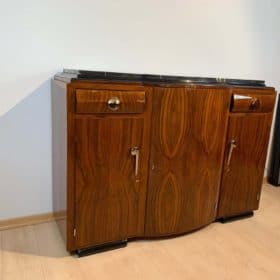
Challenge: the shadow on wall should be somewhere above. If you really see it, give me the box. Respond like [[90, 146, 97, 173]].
[[0, 80, 52, 221]]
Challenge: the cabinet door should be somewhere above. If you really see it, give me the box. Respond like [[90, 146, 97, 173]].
[[217, 113, 273, 218], [145, 88, 230, 236], [74, 116, 148, 249]]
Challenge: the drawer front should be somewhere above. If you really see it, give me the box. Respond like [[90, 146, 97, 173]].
[[76, 89, 146, 114], [231, 93, 275, 113]]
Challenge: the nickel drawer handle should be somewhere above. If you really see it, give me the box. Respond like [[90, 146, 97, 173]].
[[226, 139, 237, 168], [131, 147, 140, 177], [249, 98, 260, 110], [107, 97, 120, 111]]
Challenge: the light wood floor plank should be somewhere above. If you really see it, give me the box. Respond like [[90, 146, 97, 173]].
[[0, 231, 3, 280], [0, 184, 280, 280], [1, 225, 45, 280], [34, 222, 86, 280]]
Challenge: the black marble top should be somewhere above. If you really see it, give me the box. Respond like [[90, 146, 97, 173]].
[[54, 69, 266, 87]]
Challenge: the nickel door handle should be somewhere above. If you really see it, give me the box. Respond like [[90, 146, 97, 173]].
[[226, 139, 237, 168], [131, 147, 140, 177]]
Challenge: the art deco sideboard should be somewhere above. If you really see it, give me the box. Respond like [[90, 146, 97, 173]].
[[52, 70, 276, 256]]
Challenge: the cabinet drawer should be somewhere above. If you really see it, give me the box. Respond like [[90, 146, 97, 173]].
[[76, 89, 146, 114], [231, 93, 275, 113]]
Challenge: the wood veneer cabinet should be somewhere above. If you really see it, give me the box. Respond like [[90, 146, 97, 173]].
[[217, 89, 275, 219], [52, 70, 276, 255]]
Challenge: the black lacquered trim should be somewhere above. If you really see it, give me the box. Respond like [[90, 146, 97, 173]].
[[55, 69, 266, 87], [217, 211, 254, 223], [224, 78, 265, 87], [76, 240, 127, 257], [142, 74, 218, 84]]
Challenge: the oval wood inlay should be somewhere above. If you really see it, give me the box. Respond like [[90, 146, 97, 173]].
[[155, 172, 182, 234], [145, 87, 232, 237], [159, 89, 188, 158], [195, 169, 212, 221], [197, 91, 226, 154]]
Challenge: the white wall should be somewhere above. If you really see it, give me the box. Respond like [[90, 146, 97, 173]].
[[0, 0, 279, 220]]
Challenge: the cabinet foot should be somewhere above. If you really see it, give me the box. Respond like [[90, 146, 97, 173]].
[[76, 240, 127, 257], [217, 211, 254, 223]]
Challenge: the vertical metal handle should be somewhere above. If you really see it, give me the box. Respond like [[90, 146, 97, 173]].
[[226, 139, 237, 168], [131, 147, 140, 177]]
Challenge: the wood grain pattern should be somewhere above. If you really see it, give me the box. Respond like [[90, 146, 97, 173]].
[[232, 93, 275, 113], [217, 113, 273, 218], [66, 85, 77, 252], [159, 89, 187, 158], [65, 82, 148, 252], [52, 76, 276, 253], [76, 89, 146, 114], [145, 87, 231, 236], [74, 116, 149, 249]]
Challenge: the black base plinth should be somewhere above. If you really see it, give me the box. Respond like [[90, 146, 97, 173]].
[[76, 240, 127, 257], [217, 211, 254, 223]]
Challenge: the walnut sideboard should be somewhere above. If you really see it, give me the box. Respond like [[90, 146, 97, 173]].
[[52, 70, 276, 256]]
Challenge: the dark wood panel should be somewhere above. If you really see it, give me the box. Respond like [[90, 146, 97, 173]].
[[217, 113, 273, 218], [71, 81, 145, 91], [145, 87, 231, 236], [66, 84, 77, 252], [74, 116, 148, 249], [76, 89, 146, 114]]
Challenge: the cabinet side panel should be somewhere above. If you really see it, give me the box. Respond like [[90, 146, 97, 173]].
[[51, 79, 67, 243]]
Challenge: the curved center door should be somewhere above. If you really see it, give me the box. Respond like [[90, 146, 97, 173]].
[[145, 87, 231, 236]]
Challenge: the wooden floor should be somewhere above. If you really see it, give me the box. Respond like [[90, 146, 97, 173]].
[[1, 183, 280, 280]]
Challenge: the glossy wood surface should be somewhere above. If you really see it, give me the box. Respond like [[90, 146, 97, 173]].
[[66, 85, 77, 251], [65, 83, 148, 251], [76, 89, 146, 114], [218, 113, 273, 218], [74, 116, 149, 249], [145, 87, 231, 236], [52, 76, 276, 252], [232, 92, 275, 113]]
